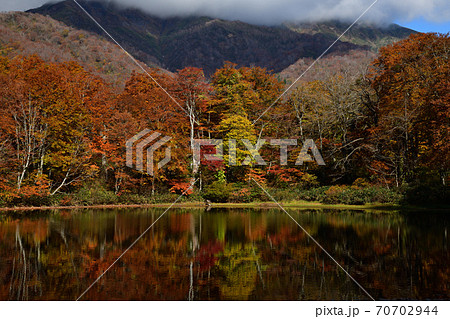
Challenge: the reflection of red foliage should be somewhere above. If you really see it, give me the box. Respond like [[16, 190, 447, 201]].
[[80, 251, 122, 280], [269, 226, 305, 245], [373, 243, 392, 255], [195, 241, 223, 271], [170, 213, 192, 233]]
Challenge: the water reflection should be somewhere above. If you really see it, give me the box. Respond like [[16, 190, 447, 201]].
[[0, 209, 448, 300]]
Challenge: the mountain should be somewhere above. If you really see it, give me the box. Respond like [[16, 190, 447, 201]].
[[285, 20, 416, 50], [0, 12, 146, 87], [29, 0, 416, 75]]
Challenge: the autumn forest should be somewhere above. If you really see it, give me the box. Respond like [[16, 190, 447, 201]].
[[0, 32, 449, 208]]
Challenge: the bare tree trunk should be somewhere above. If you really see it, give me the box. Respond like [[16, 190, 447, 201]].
[[13, 97, 47, 190], [151, 175, 155, 196], [189, 101, 199, 188]]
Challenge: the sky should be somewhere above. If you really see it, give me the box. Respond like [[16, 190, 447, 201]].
[[1, 0, 449, 33], [400, 17, 450, 33]]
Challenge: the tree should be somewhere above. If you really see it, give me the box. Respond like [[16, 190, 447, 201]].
[[210, 62, 283, 135], [370, 33, 450, 186], [0, 55, 111, 199], [218, 114, 259, 181], [114, 70, 190, 195], [173, 67, 211, 186]]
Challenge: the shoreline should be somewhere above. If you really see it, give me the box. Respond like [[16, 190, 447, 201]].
[[1, 201, 448, 213], [0, 201, 412, 212]]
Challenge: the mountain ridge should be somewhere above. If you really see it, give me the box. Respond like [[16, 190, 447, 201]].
[[29, 0, 417, 75]]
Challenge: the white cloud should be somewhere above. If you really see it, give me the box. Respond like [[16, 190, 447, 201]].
[[2, 0, 449, 25], [0, 0, 51, 12]]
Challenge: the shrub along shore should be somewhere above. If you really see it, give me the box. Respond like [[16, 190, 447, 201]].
[[1, 182, 447, 212]]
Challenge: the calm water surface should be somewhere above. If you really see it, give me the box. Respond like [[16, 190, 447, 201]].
[[0, 208, 448, 300]]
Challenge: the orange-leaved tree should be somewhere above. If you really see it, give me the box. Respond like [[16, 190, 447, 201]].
[[370, 33, 449, 186]]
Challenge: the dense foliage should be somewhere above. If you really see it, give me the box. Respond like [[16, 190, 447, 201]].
[[0, 33, 448, 207]]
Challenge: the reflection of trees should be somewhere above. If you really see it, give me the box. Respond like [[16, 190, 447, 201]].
[[0, 209, 448, 300], [10, 225, 37, 300], [2, 219, 85, 300], [5, 221, 48, 300], [216, 243, 259, 300]]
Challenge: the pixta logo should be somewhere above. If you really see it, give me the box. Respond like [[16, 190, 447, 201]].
[[126, 129, 172, 176], [126, 131, 325, 176], [193, 138, 325, 166]]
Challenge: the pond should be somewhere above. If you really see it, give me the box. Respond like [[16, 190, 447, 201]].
[[0, 208, 448, 300]]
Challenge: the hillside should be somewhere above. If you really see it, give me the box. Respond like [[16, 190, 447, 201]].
[[285, 20, 416, 50], [279, 50, 377, 83], [28, 0, 415, 75], [0, 12, 147, 87]]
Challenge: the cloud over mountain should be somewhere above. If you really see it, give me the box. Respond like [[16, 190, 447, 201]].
[[3, 0, 450, 25]]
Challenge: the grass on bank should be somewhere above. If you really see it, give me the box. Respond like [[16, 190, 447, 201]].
[[1, 180, 447, 212]]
